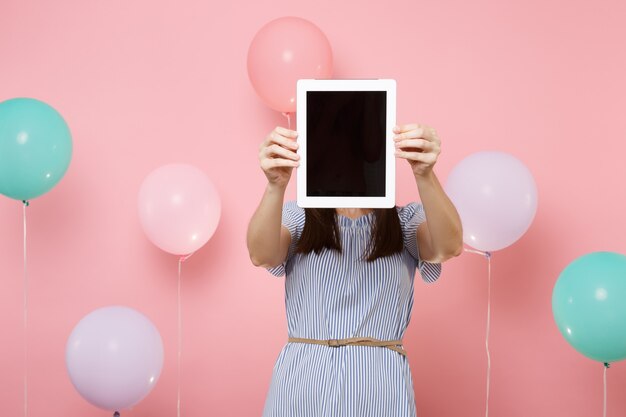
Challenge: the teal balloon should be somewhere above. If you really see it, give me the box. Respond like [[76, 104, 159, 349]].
[[0, 98, 73, 200], [552, 251, 626, 363]]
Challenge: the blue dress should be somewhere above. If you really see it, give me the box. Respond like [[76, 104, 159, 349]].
[[263, 201, 442, 417]]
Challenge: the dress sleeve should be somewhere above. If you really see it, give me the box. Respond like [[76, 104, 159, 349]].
[[266, 200, 305, 277], [397, 202, 442, 283]]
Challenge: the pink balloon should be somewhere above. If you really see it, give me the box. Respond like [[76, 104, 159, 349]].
[[247, 16, 333, 113], [65, 306, 164, 411], [445, 151, 538, 252], [138, 164, 221, 256]]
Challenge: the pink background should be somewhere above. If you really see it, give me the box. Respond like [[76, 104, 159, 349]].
[[1, 0, 626, 416]]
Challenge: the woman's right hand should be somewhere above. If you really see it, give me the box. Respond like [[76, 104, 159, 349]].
[[258, 126, 300, 187]]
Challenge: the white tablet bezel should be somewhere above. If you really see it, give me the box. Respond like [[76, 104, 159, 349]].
[[296, 79, 396, 208]]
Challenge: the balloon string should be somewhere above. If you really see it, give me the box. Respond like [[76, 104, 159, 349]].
[[22, 200, 29, 417], [177, 257, 182, 417], [485, 252, 492, 417], [282, 112, 292, 130], [176, 253, 192, 417], [464, 247, 492, 417], [604, 362, 609, 417]]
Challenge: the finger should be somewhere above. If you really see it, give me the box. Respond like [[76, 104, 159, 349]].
[[274, 126, 299, 139], [394, 149, 437, 164], [393, 126, 428, 141], [428, 126, 440, 144], [394, 138, 435, 152], [394, 124, 439, 143], [264, 144, 300, 161], [261, 158, 300, 170], [265, 131, 299, 150], [394, 123, 420, 133]]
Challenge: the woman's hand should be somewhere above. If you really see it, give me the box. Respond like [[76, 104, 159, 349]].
[[259, 126, 300, 187], [393, 123, 441, 177]]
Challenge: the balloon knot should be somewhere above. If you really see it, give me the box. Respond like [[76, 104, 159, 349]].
[[484, 251, 492, 259], [114, 412, 120, 417], [22, 200, 30, 207], [179, 252, 194, 263], [604, 362, 610, 368]]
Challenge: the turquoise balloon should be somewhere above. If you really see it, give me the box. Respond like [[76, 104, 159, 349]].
[[552, 251, 626, 363], [0, 98, 72, 201]]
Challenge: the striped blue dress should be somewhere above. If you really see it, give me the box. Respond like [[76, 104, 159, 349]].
[[263, 201, 442, 417]]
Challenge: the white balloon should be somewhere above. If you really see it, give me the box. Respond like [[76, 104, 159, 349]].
[[66, 306, 164, 411], [445, 151, 538, 252]]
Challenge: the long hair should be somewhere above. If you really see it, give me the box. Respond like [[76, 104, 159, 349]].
[[295, 207, 403, 261]]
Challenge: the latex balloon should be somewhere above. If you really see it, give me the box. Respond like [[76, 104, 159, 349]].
[[445, 151, 537, 252], [552, 251, 626, 363], [247, 16, 333, 113], [65, 306, 164, 411], [138, 164, 221, 256], [0, 97, 73, 200]]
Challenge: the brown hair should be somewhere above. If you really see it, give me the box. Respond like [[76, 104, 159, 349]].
[[295, 208, 403, 261]]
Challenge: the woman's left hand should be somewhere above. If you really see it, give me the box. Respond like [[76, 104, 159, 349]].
[[393, 123, 441, 177]]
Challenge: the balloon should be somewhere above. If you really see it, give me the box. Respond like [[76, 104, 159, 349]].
[[65, 306, 164, 411], [247, 16, 333, 113], [138, 164, 221, 256], [0, 97, 73, 200], [552, 251, 626, 363], [445, 151, 537, 252]]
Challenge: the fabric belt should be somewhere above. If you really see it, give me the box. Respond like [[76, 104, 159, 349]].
[[287, 336, 407, 356]]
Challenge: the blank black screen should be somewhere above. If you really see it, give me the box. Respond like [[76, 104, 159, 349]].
[[306, 91, 386, 197]]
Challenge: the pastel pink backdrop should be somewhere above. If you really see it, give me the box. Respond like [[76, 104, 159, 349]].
[[1, 0, 625, 416]]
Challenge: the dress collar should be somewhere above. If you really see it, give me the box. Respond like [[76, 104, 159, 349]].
[[336, 211, 375, 227]]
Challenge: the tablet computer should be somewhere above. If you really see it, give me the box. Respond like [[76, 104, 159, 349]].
[[296, 79, 396, 208]]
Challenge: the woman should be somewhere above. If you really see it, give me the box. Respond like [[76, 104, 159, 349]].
[[247, 123, 463, 417]]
